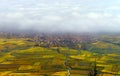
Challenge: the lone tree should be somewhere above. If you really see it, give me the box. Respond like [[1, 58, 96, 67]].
[[88, 54, 98, 76]]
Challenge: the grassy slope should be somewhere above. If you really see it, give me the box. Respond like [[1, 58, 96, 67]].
[[0, 38, 119, 76]]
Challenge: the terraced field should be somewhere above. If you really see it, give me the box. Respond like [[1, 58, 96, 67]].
[[0, 37, 120, 76]]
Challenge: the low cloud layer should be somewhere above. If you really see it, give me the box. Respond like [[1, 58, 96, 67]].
[[0, 0, 120, 33]]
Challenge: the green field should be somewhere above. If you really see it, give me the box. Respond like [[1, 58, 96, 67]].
[[0, 36, 120, 76]]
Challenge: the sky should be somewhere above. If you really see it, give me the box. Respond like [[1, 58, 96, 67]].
[[0, 0, 120, 33]]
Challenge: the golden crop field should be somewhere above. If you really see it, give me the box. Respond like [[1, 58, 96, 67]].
[[0, 36, 120, 76]]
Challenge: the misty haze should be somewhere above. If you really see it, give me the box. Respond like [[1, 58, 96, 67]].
[[0, 0, 120, 33], [0, 0, 120, 76]]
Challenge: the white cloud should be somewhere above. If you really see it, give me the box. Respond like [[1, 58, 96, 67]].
[[107, 6, 120, 10], [0, 0, 120, 33]]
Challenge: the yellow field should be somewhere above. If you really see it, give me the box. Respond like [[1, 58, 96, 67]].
[[0, 38, 119, 76]]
